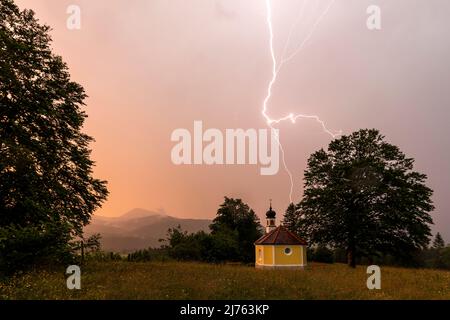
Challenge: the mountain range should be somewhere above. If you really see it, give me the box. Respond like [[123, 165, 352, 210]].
[[84, 208, 211, 253]]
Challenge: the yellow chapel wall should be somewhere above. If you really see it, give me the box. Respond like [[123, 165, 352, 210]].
[[273, 245, 307, 266], [274, 245, 300, 265], [256, 245, 307, 266], [255, 245, 274, 265]]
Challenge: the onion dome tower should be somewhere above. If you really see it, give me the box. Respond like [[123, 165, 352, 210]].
[[265, 200, 277, 234]]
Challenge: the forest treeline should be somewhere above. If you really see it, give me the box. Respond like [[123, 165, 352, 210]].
[[126, 202, 449, 270]]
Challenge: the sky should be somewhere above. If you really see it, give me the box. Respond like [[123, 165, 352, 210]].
[[15, 0, 450, 241]]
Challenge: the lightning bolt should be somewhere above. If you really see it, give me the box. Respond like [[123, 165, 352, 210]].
[[262, 0, 341, 202]]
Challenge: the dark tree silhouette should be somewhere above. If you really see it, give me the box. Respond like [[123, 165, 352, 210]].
[[432, 233, 445, 249], [210, 197, 263, 262], [298, 129, 434, 267], [282, 203, 300, 236], [0, 0, 107, 243]]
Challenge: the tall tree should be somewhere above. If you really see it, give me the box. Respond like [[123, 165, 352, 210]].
[[432, 233, 445, 249], [210, 197, 263, 262], [298, 129, 434, 267], [282, 203, 300, 235], [0, 1, 108, 235]]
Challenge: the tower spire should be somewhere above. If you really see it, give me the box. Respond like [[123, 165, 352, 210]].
[[265, 200, 276, 233]]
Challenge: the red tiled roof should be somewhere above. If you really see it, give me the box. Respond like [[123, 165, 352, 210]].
[[255, 226, 307, 245]]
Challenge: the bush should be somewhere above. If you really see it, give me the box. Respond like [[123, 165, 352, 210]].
[[0, 223, 74, 275], [311, 246, 334, 264], [128, 248, 171, 262], [203, 229, 239, 263], [441, 247, 450, 269], [163, 226, 242, 263], [169, 231, 209, 261], [85, 251, 123, 262], [423, 247, 450, 270]]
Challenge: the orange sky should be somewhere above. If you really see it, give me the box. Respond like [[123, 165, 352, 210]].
[[15, 0, 450, 240]]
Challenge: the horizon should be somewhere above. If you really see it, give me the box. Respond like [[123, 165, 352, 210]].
[[14, 0, 450, 242]]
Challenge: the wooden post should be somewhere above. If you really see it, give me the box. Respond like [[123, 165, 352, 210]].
[[81, 241, 85, 263]]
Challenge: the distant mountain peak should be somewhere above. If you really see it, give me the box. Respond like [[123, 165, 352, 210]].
[[120, 208, 165, 219], [85, 209, 211, 253]]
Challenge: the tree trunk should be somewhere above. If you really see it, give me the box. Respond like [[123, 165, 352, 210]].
[[347, 247, 356, 268]]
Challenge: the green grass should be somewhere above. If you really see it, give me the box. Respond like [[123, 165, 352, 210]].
[[1, 261, 449, 300]]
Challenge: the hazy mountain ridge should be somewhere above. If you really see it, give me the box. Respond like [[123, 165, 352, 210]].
[[84, 209, 211, 253]]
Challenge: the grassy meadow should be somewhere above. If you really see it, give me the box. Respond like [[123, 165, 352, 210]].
[[1, 261, 449, 300]]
